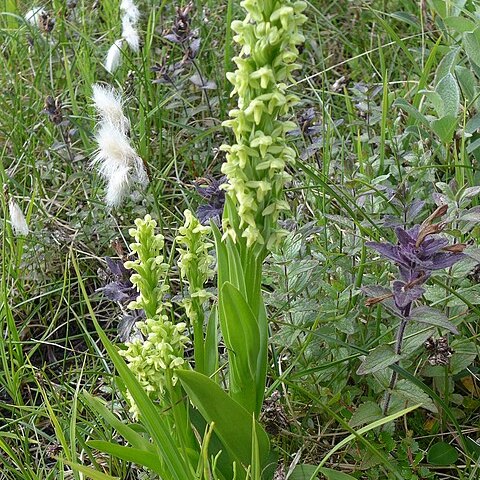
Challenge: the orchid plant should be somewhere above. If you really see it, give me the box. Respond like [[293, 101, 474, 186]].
[[78, 1, 308, 479]]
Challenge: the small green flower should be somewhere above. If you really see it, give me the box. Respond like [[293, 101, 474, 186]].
[[120, 215, 188, 418], [221, 0, 307, 248], [176, 210, 214, 323]]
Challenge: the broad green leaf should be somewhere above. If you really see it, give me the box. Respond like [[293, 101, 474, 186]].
[[349, 401, 383, 428], [289, 464, 319, 480], [430, 0, 447, 18], [450, 340, 478, 374], [211, 221, 229, 288], [431, 115, 457, 143], [463, 29, 480, 67], [422, 90, 445, 117], [289, 465, 356, 480], [393, 98, 429, 126], [444, 16, 476, 33], [427, 442, 458, 465], [221, 281, 260, 411], [435, 73, 460, 117], [204, 307, 219, 377], [316, 468, 357, 480], [455, 65, 476, 103], [356, 345, 401, 375], [63, 460, 119, 480], [465, 112, 480, 134], [177, 370, 270, 473], [434, 48, 459, 84], [408, 306, 459, 334], [87, 441, 165, 475]]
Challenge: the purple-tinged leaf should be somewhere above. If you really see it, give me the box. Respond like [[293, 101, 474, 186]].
[[366, 242, 403, 264], [407, 200, 426, 221], [98, 282, 131, 302], [430, 252, 465, 270], [395, 227, 414, 247], [392, 280, 425, 307]]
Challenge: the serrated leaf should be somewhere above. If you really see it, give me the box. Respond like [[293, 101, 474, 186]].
[[427, 442, 458, 465], [356, 345, 401, 375], [349, 401, 383, 427], [463, 29, 480, 67], [436, 73, 460, 117], [431, 115, 457, 143], [450, 340, 477, 374], [408, 306, 459, 334], [394, 379, 438, 413], [444, 16, 476, 33]]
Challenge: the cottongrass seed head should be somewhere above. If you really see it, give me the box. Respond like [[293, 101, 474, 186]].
[[8, 199, 29, 236], [105, 0, 140, 73], [92, 84, 148, 207], [105, 39, 124, 73], [120, 0, 140, 24], [92, 84, 130, 132], [122, 15, 140, 52]]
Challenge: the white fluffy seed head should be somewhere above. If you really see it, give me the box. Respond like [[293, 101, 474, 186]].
[[25, 7, 45, 27], [8, 199, 29, 236], [120, 0, 140, 24], [105, 39, 124, 73], [93, 122, 136, 178], [92, 84, 130, 133], [122, 17, 140, 52], [105, 166, 131, 207]]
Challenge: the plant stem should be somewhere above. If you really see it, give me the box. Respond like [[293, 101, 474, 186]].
[[383, 303, 411, 416]]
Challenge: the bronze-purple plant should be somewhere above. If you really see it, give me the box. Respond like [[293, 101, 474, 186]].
[[364, 205, 465, 414]]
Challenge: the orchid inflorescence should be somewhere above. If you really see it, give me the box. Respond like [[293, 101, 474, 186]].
[[221, 0, 307, 249], [119, 215, 188, 417], [176, 210, 214, 323]]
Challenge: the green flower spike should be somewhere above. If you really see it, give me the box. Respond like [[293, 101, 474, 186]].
[[120, 215, 188, 418], [176, 210, 214, 374], [221, 0, 307, 249], [176, 210, 214, 321]]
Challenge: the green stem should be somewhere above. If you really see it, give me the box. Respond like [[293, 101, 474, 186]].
[[192, 297, 206, 374]]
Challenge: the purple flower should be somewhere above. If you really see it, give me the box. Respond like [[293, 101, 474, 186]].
[[195, 176, 226, 226], [97, 257, 137, 303], [366, 211, 465, 310]]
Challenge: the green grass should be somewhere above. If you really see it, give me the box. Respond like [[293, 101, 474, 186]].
[[0, 0, 479, 478]]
